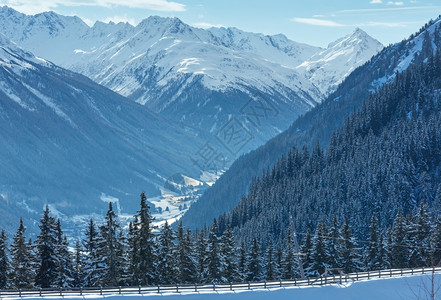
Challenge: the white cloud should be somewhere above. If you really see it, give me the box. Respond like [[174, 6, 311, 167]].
[[193, 22, 224, 29], [1, 0, 186, 14], [291, 18, 344, 27], [369, 0, 383, 3], [387, 1, 404, 5]]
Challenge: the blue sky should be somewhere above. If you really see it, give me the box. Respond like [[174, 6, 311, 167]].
[[1, 0, 440, 47]]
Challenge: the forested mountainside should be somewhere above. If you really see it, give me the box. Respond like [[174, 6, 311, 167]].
[[181, 17, 441, 230], [215, 48, 441, 247]]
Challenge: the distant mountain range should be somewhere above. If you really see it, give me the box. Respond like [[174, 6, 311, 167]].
[[0, 6, 383, 155]]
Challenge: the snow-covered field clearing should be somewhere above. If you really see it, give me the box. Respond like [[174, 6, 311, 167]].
[[4, 274, 440, 300]]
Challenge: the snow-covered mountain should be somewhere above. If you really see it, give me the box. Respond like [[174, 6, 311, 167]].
[[0, 6, 383, 157], [297, 28, 384, 96], [0, 33, 216, 235]]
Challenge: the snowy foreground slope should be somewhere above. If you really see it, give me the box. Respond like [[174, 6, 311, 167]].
[[8, 274, 440, 300]]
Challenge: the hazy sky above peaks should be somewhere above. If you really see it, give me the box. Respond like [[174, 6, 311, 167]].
[[1, 0, 440, 47]]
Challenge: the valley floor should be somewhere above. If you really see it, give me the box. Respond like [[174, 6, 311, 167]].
[[5, 274, 441, 300]]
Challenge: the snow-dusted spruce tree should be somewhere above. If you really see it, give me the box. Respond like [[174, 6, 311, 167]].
[[72, 240, 85, 288], [54, 219, 73, 287], [35, 205, 58, 288], [246, 237, 262, 282], [207, 222, 222, 283], [238, 242, 247, 282], [9, 218, 34, 289], [0, 230, 10, 289], [365, 215, 381, 270], [157, 221, 177, 284], [408, 202, 431, 268], [282, 230, 297, 279], [132, 192, 156, 285], [220, 225, 239, 283], [175, 222, 196, 283], [340, 216, 362, 273], [300, 228, 312, 276], [97, 202, 126, 287], [264, 239, 277, 281], [431, 216, 441, 266], [126, 219, 139, 285], [327, 215, 342, 273], [195, 229, 208, 283], [307, 221, 329, 276], [390, 209, 410, 269], [83, 219, 101, 287]]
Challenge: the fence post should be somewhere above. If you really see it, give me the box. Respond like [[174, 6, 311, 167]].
[[176, 284, 179, 293], [80, 287, 82, 296], [213, 284, 216, 291], [195, 284, 197, 292], [39, 288, 42, 297], [320, 276, 323, 285], [422, 267, 425, 274], [294, 278, 297, 286], [19, 289, 21, 298], [307, 277, 310, 285], [264, 281, 267, 289], [379, 270, 381, 278], [248, 281, 250, 290], [280, 279, 282, 287], [158, 285, 160, 293], [60, 287, 62, 296], [401, 269, 403, 276], [433, 266, 435, 274], [118, 286, 121, 294], [412, 268, 414, 275], [230, 282, 232, 291], [368, 271, 370, 280], [340, 273, 342, 284], [390, 269, 392, 277]]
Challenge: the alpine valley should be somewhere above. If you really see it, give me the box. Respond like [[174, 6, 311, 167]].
[[0, 6, 384, 234]]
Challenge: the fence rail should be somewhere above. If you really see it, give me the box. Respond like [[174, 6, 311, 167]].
[[1, 266, 440, 298]]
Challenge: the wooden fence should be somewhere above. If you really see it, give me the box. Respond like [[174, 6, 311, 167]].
[[1, 266, 440, 298]]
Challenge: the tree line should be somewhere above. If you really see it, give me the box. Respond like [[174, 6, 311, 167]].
[[0, 193, 440, 290]]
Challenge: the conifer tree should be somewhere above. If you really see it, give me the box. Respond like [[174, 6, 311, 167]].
[[157, 221, 176, 284], [176, 222, 196, 283], [54, 219, 73, 287], [431, 216, 441, 266], [207, 222, 221, 283], [72, 240, 85, 288], [327, 215, 342, 271], [264, 239, 277, 281], [308, 222, 329, 275], [195, 229, 208, 283], [83, 219, 101, 287], [246, 237, 261, 281], [408, 202, 431, 267], [300, 228, 313, 276], [35, 205, 58, 288], [282, 230, 297, 279], [133, 192, 156, 285], [390, 210, 409, 268], [365, 215, 381, 270], [238, 242, 247, 281], [0, 230, 10, 289], [340, 216, 361, 273], [220, 225, 238, 282], [98, 202, 125, 286], [10, 218, 34, 289]]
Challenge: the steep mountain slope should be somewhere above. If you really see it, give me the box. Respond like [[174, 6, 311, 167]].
[[181, 17, 441, 230], [0, 35, 210, 234], [297, 28, 384, 96], [216, 46, 441, 245], [0, 6, 382, 157]]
